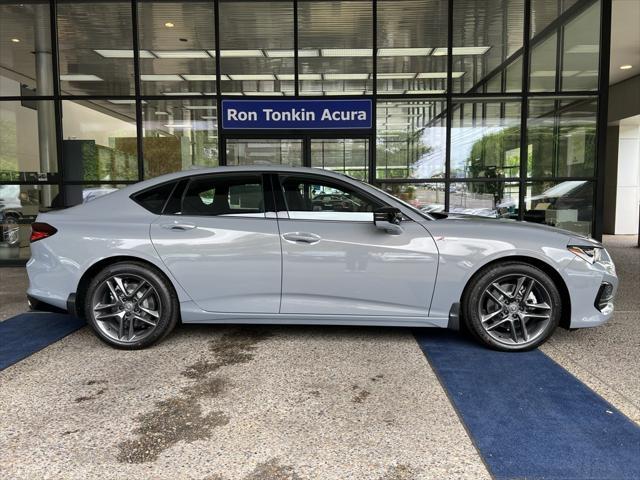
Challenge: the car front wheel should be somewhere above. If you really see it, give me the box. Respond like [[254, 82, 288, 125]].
[[84, 262, 179, 349], [463, 262, 561, 351]]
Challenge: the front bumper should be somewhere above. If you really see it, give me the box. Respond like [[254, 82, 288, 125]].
[[564, 255, 618, 328]]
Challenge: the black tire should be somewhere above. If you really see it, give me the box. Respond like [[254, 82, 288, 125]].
[[462, 262, 561, 352], [84, 261, 179, 349]]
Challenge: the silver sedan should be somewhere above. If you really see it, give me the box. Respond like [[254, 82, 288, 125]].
[[26, 166, 618, 351]]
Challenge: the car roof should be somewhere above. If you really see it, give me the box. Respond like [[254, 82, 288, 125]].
[[130, 165, 361, 191], [58, 165, 433, 223]]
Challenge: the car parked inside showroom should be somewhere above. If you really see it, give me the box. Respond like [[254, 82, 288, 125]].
[[26, 166, 617, 351], [0, 184, 22, 247]]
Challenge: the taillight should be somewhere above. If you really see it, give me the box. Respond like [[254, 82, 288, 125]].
[[30, 222, 58, 243]]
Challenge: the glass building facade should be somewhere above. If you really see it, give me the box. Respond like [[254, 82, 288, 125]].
[[0, 0, 610, 263]]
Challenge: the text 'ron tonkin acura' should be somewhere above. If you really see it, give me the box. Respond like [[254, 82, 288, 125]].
[[27, 166, 617, 351]]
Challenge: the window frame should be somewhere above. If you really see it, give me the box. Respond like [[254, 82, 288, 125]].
[[275, 172, 386, 222], [174, 172, 269, 218], [130, 179, 180, 214]]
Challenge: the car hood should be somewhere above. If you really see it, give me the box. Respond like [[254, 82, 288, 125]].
[[433, 213, 598, 245]]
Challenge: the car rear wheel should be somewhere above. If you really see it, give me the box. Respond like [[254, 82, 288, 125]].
[[84, 262, 179, 349], [463, 262, 561, 351]]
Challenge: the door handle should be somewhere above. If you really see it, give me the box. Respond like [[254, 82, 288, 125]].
[[282, 232, 321, 244], [160, 223, 197, 231]]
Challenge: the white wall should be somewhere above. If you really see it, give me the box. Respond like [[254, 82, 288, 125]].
[[61, 101, 136, 147], [0, 102, 41, 172], [614, 121, 640, 234]]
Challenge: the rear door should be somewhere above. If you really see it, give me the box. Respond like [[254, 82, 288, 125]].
[[150, 173, 282, 313]]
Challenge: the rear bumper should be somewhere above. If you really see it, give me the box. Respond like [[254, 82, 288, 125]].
[[26, 294, 68, 314]]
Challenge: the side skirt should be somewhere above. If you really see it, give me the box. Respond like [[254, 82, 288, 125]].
[[179, 301, 449, 328]]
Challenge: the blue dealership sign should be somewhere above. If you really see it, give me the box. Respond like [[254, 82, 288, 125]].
[[221, 99, 372, 130]]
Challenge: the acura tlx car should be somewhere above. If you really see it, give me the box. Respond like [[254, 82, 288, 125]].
[[26, 166, 618, 351]]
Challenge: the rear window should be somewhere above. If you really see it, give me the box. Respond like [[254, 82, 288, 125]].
[[131, 181, 177, 214]]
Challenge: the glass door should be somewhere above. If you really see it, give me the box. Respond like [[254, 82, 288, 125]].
[[310, 138, 369, 181], [226, 138, 303, 166]]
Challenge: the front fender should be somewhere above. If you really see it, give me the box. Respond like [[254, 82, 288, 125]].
[[424, 220, 575, 319]]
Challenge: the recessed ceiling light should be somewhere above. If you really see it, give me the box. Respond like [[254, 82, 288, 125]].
[[228, 74, 275, 81], [323, 90, 366, 96], [416, 72, 463, 79], [153, 50, 210, 59], [264, 49, 294, 58], [94, 49, 155, 58], [377, 73, 417, 80], [162, 92, 203, 96], [140, 74, 182, 81], [324, 73, 370, 80], [620, 65, 633, 70], [220, 50, 264, 58], [432, 46, 491, 56], [377, 48, 432, 57], [405, 89, 446, 94], [182, 74, 216, 81], [274, 73, 322, 81], [11, 38, 20, 43], [321, 49, 372, 57], [184, 105, 216, 110], [242, 91, 285, 96], [154, 111, 169, 116], [298, 49, 319, 57], [164, 22, 174, 28], [60, 74, 103, 81]]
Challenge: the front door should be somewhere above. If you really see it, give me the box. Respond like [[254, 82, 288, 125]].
[[273, 172, 439, 317]]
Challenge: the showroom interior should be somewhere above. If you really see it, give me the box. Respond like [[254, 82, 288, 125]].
[[0, 0, 637, 265]]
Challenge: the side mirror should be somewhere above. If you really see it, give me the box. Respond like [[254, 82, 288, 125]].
[[373, 207, 403, 235]]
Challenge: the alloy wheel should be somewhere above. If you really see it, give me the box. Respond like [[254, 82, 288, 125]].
[[91, 273, 162, 344], [478, 273, 554, 346]]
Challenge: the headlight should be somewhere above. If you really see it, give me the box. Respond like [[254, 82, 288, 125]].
[[567, 245, 603, 264]]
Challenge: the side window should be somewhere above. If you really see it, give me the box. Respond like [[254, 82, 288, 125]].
[[131, 181, 177, 214], [279, 175, 382, 221], [181, 175, 264, 217]]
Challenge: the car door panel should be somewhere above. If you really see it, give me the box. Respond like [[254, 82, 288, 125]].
[[151, 216, 282, 313], [149, 173, 282, 314], [279, 219, 438, 316], [274, 172, 439, 317]]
